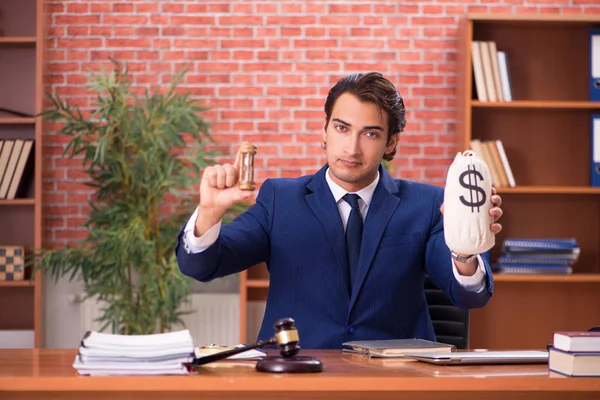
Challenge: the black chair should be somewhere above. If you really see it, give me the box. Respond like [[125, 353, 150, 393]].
[[424, 275, 470, 349]]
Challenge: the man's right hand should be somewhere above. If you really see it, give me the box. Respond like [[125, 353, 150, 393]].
[[195, 144, 254, 236]]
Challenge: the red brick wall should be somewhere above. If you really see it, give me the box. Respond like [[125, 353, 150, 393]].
[[43, 1, 599, 247]]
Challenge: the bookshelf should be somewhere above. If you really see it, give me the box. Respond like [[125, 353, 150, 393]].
[[457, 14, 600, 350], [0, 0, 44, 348]]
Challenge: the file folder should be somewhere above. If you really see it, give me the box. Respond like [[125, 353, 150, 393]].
[[592, 115, 600, 187], [591, 30, 600, 102]]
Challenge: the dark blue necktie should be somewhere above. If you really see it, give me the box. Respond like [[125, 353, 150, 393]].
[[343, 193, 363, 289]]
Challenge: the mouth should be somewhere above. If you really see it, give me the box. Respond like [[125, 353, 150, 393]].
[[339, 160, 363, 168]]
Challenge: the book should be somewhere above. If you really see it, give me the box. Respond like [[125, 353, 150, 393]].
[[194, 344, 266, 360], [549, 347, 600, 377], [342, 339, 455, 358], [73, 329, 195, 376], [493, 266, 572, 275], [502, 238, 579, 252], [554, 331, 600, 353]]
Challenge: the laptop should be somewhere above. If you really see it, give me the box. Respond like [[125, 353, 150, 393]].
[[403, 350, 549, 365]]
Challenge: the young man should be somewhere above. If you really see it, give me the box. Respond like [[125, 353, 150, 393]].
[[176, 72, 503, 349]]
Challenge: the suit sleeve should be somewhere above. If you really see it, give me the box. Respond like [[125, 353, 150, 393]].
[[424, 186, 494, 309], [175, 179, 274, 282]]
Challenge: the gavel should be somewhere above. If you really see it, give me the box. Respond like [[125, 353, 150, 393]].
[[191, 317, 300, 366]]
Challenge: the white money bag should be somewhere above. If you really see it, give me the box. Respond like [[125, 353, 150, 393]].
[[443, 150, 494, 255]]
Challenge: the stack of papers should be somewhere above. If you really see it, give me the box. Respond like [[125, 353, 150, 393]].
[[73, 330, 195, 376]]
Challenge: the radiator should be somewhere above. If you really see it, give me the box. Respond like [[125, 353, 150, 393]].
[[246, 301, 267, 343], [80, 293, 241, 346]]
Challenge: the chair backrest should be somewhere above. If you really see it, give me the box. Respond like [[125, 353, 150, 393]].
[[424, 275, 470, 349]]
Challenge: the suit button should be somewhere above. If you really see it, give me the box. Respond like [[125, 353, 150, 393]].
[[347, 325, 356, 334]]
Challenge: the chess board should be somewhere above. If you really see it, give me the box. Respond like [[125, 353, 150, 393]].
[[0, 246, 25, 281]]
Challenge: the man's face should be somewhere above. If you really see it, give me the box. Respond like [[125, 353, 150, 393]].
[[322, 92, 397, 192]]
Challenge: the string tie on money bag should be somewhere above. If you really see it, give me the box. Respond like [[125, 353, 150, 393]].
[[443, 150, 495, 255]]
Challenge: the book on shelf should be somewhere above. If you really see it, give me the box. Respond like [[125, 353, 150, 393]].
[[471, 40, 512, 102], [493, 238, 579, 275], [469, 139, 515, 188], [0, 138, 34, 200]]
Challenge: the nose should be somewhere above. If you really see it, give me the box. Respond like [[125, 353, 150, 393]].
[[345, 133, 361, 156]]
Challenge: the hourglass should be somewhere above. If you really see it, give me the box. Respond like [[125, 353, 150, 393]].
[[239, 143, 257, 190]]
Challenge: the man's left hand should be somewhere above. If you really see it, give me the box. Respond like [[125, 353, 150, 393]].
[[440, 187, 503, 276], [488, 186, 503, 234], [440, 186, 503, 234]]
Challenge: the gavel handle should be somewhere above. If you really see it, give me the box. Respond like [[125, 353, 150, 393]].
[[191, 338, 275, 366]]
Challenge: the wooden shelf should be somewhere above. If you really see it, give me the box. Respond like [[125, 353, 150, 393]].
[[0, 0, 44, 348], [496, 186, 600, 195], [457, 14, 600, 351], [0, 117, 35, 124], [469, 13, 600, 23], [246, 280, 269, 288], [471, 100, 600, 109], [0, 37, 36, 45], [0, 199, 35, 205], [0, 281, 34, 288], [493, 274, 600, 283]]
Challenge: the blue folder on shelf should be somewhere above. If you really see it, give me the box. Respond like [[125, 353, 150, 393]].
[[591, 30, 600, 102], [592, 114, 600, 187], [502, 238, 579, 253]]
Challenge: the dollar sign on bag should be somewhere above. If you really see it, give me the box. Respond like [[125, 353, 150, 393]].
[[459, 165, 486, 212]]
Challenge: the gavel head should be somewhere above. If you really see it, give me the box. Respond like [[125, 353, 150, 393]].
[[273, 317, 300, 357]]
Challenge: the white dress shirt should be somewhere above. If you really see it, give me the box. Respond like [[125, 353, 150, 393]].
[[182, 169, 486, 292]]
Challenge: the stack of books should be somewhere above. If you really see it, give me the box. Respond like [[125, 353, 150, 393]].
[[493, 238, 580, 275], [549, 331, 600, 377], [73, 330, 195, 376]]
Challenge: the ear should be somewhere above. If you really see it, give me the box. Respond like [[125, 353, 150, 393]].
[[322, 121, 328, 143], [385, 134, 399, 156]]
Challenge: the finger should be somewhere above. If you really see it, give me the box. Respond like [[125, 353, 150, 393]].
[[233, 143, 248, 170], [223, 164, 237, 188], [203, 166, 218, 187], [491, 194, 502, 207], [232, 187, 255, 203], [491, 223, 502, 234], [491, 186, 497, 195], [440, 203, 445, 215], [489, 207, 503, 222], [215, 166, 226, 189]]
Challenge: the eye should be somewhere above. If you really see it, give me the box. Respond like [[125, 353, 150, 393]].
[[335, 124, 347, 132], [365, 131, 379, 138]]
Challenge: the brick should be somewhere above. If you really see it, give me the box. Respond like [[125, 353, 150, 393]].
[[219, 16, 264, 25], [103, 15, 148, 25], [171, 16, 215, 25]]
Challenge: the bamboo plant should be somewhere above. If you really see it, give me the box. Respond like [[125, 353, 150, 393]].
[[32, 60, 228, 335]]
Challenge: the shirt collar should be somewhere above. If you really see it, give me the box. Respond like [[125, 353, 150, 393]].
[[325, 167, 380, 206]]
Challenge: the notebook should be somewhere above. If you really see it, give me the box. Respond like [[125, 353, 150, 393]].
[[403, 350, 549, 365], [342, 339, 455, 358]]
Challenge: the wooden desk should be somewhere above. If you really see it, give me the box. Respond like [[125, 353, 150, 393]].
[[0, 349, 598, 399]]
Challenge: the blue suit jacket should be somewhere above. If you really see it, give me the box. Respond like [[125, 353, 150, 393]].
[[176, 164, 494, 349]]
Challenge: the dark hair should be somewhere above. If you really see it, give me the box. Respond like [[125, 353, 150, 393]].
[[324, 72, 406, 161]]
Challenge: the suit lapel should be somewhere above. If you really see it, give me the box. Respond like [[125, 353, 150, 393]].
[[348, 165, 401, 313], [305, 166, 349, 294]]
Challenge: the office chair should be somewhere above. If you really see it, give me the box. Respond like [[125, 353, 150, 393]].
[[424, 275, 470, 349]]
